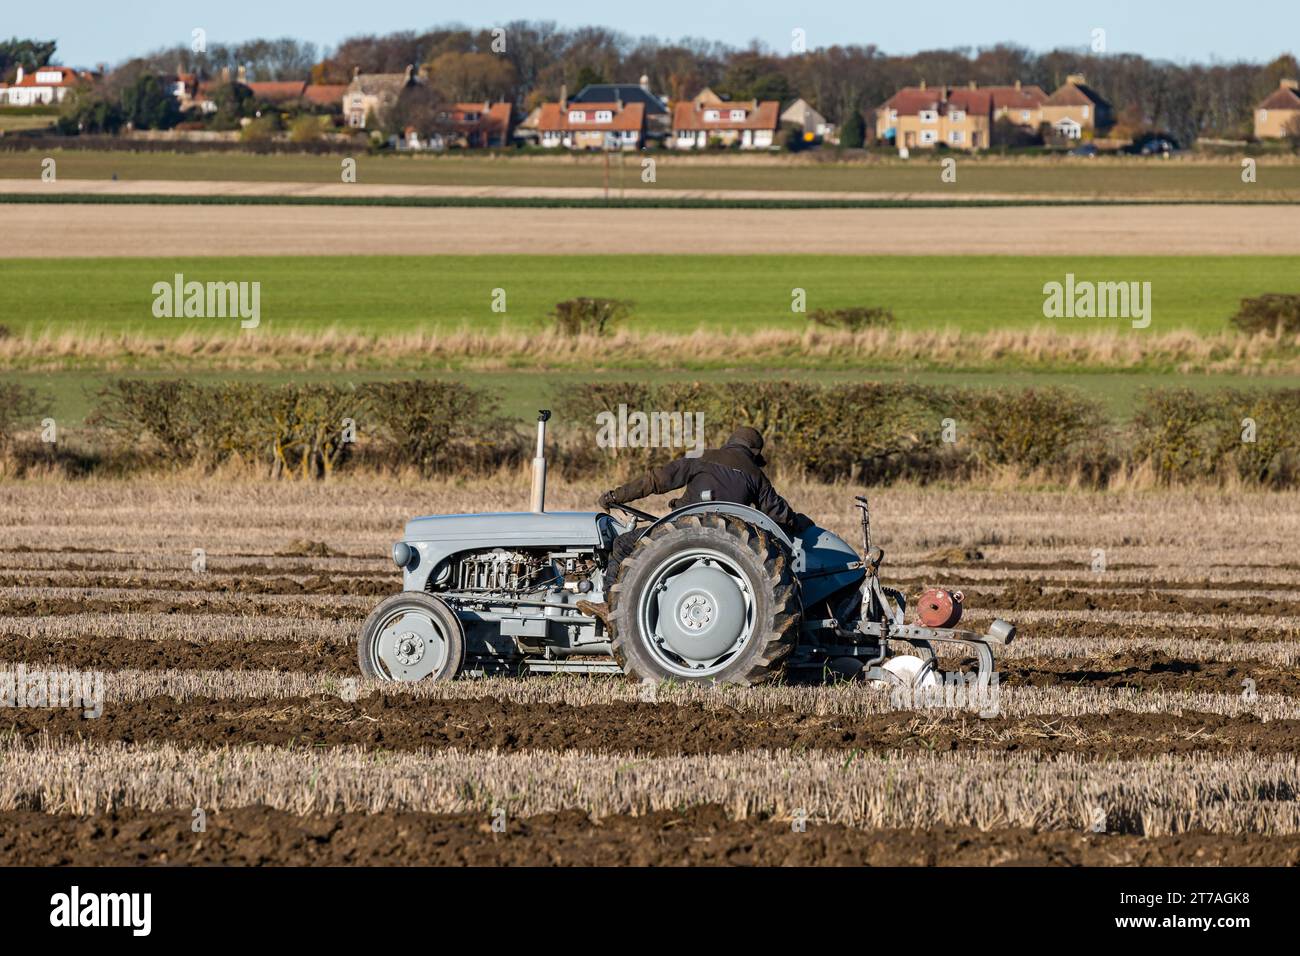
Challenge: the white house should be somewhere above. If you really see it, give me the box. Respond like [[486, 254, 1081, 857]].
[[0, 65, 87, 106]]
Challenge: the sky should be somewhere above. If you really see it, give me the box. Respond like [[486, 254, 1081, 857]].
[[17, 0, 1299, 69]]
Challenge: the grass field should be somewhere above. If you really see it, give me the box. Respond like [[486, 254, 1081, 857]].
[[4, 254, 1294, 337], [2, 149, 1299, 199]]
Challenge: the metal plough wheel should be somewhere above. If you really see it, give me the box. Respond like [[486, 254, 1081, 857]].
[[357, 592, 465, 682]]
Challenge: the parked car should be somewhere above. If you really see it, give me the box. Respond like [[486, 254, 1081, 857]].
[[1068, 143, 1099, 157], [1127, 134, 1180, 156]]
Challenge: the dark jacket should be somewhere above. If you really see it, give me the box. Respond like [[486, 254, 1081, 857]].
[[608, 443, 812, 535]]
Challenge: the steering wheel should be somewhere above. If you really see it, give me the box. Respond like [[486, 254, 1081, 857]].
[[610, 502, 658, 523]]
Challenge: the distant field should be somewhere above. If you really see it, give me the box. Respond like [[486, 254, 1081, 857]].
[[3, 254, 1293, 338], [0, 116, 54, 133], [1, 149, 1298, 199]]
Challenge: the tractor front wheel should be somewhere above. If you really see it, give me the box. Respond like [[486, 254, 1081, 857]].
[[358, 592, 465, 682], [608, 513, 799, 685]]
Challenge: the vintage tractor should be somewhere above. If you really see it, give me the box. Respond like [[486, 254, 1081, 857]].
[[358, 411, 1014, 688]]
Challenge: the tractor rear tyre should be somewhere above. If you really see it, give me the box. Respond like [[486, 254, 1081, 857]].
[[608, 512, 799, 685]]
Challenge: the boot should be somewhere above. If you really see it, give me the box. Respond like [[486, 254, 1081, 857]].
[[576, 599, 615, 636]]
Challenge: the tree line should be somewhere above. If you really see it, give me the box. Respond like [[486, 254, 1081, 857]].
[[8, 25, 1300, 144]]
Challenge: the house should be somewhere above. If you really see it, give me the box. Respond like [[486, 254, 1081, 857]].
[[344, 66, 418, 129], [569, 77, 668, 135], [430, 101, 513, 148], [1255, 79, 1300, 139], [1041, 74, 1113, 139], [671, 97, 780, 149], [875, 82, 994, 150], [780, 97, 835, 142], [989, 81, 1048, 128], [513, 105, 542, 145], [171, 68, 344, 115], [0, 65, 92, 106], [535, 98, 646, 149]]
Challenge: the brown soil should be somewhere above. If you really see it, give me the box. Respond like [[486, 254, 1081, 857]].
[[2, 636, 1292, 696], [0, 596, 358, 621], [0, 572, 393, 596], [984, 581, 1300, 617], [5, 203, 1299, 257], [2, 804, 1297, 866], [7, 695, 1298, 757], [0, 634, 353, 672], [1002, 650, 1300, 694]]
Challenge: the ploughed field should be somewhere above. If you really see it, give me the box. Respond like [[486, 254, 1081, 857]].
[[1, 478, 1299, 865]]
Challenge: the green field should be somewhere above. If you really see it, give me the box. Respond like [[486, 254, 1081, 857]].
[[4, 254, 1294, 339], [2, 149, 1299, 199]]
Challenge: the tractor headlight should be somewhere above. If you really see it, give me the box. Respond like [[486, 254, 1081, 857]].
[[392, 542, 417, 570]]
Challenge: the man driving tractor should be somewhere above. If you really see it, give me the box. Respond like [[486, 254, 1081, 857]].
[[578, 427, 814, 630]]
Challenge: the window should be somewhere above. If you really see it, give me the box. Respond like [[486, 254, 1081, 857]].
[[889, 109, 898, 122], [919, 110, 938, 124], [568, 110, 586, 122], [919, 129, 937, 144], [1082, 105, 1090, 118], [1021, 110, 1030, 121], [595, 110, 613, 122], [704, 109, 720, 121], [949, 130, 964, 144], [949, 109, 965, 122], [729, 109, 746, 120]]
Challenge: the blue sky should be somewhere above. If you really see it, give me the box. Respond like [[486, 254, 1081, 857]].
[[20, 0, 1298, 68]]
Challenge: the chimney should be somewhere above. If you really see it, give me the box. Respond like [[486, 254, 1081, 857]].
[[221, 66, 230, 83], [639, 73, 650, 92], [968, 80, 976, 89], [919, 78, 926, 90], [1014, 79, 1021, 91], [352, 66, 360, 81], [1066, 73, 1086, 85], [560, 83, 567, 109], [237, 64, 246, 84], [15, 65, 23, 84], [1282, 78, 1299, 91]]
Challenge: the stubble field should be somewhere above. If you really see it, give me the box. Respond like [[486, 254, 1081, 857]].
[[1, 477, 1298, 865]]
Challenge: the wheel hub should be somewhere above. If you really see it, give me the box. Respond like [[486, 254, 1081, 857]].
[[375, 610, 447, 681], [650, 561, 750, 668], [394, 632, 425, 666], [678, 593, 714, 631]]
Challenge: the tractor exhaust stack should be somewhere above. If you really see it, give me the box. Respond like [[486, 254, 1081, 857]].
[[530, 410, 551, 513]]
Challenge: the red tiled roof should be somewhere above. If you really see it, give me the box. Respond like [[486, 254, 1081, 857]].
[[1046, 80, 1111, 108], [7, 66, 82, 88], [537, 101, 645, 132], [879, 86, 991, 116], [671, 99, 780, 131], [302, 84, 347, 106], [247, 81, 308, 102], [989, 85, 1047, 109], [1259, 85, 1300, 110]]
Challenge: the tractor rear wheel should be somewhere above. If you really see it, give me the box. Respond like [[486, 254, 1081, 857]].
[[358, 592, 465, 682], [608, 512, 799, 685]]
